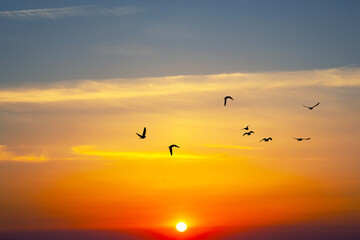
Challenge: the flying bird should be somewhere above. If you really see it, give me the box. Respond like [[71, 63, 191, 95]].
[[303, 102, 320, 110], [224, 96, 233, 106], [293, 137, 311, 141], [242, 125, 249, 130], [243, 131, 254, 136], [168, 144, 180, 156], [260, 137, 272, 142], [136, 127, 146, 139]]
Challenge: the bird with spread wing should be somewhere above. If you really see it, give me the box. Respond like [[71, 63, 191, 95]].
[[224, 96, 233, 106], [243, 131, 254, 136], [293, 137, 311, 141], [136, 127, 146, 139], [168, 144, 180, 156], [260, 137, 272, 142], [303, 102, 320, 110]]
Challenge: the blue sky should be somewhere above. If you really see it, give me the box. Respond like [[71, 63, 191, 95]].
[[0, 0, 360, 86]]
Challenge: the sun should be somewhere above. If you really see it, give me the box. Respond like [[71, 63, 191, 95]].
[[176, 222, 187, 232]]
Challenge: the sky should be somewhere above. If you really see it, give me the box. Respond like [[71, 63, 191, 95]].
[[0, 1, 359, 239]]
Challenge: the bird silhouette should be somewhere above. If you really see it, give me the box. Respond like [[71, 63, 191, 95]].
[[243, 131, 254, 136], [224, 96, 233, 106], [168, 144, 180, 156], [303, 102, 320, 110], [260, 137, 272, 142], [136, 127, 146, 139], [293, 137, 311, 141], [242, 125, 249, 130]]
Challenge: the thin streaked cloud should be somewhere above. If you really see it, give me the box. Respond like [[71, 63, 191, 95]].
[[0, 145, 47, 162], [0, 67, 359, 104], [202, 144, 258, 150], [72, 145, 207, 160], [92, 44, 156, 56], [0, 5, 142, 20]]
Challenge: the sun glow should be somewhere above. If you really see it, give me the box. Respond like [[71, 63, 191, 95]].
[[176, 222, 187, 232]]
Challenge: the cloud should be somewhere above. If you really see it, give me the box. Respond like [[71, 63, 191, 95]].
[[0, 145, 47, 162], [72, 145, 206, 160], [0, 5, 142, 20], [92, 44, 156, 56], [0, 67, 359, 104], [201, 144, 258, 150]]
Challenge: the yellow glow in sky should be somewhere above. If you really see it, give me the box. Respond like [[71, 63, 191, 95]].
[[0, 68, 359, 232]]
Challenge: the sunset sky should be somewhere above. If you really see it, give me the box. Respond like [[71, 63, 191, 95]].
[[0, 1, 359, 239]]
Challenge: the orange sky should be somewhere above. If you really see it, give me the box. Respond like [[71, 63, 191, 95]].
[[0, 68, 359, 236]]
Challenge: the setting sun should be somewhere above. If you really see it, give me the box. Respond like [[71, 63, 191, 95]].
[[176, 222, 187, 232]]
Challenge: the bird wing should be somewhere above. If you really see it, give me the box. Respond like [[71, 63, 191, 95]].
[[136, 133, 142, 138], [243, 132, 247, 136], [143, 127, 146, 136], [268, 137, 272, 141], [260, 138, 265, 142], [293, 137, 300, 140], [224, 96, 233, 106], [312, 102, 320, 108], [304, 138, 311, 140], [303, 105, 310, 108], [169, 145, 180, 156]]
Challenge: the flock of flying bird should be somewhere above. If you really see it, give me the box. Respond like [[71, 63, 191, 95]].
[[136, 96, 320, 156]]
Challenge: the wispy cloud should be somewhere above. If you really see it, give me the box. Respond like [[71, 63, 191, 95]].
[[72, 145, 207, 160], [202, 144, 258, 150], [92, 44, 156, 56], [0, 67, 359, 104], [0, 5, 142, 20], [0, 145, 47, 162]]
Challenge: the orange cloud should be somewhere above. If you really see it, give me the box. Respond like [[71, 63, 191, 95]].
[[0, 145, 47, 162], [72, 145, 208, 160]]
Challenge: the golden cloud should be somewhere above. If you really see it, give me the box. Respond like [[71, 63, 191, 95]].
[[0, 67, 359, 104]]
